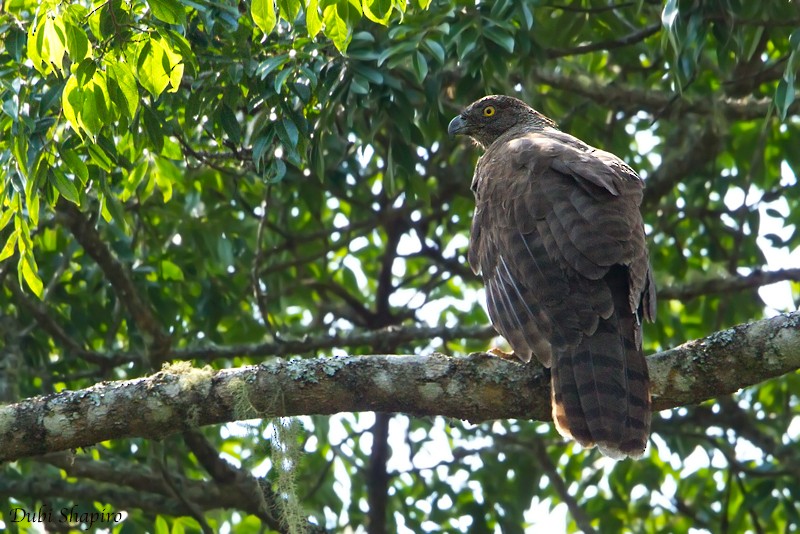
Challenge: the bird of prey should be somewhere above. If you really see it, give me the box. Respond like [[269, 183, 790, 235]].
[[448, 95, 656, 459]]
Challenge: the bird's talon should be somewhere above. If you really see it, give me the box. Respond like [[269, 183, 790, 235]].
[[488, 347, 518, 361]]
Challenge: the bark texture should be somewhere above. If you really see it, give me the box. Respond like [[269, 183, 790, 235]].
[[1, 312, 798, 462]]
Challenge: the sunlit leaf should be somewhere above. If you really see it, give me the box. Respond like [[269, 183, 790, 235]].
[[252, 0, 277, 35], [136, 38, 171, 98], [149, 0, 186, 25], [306, 0, 322, 37], [107, 60, 139, 119], [0, 230, 18, 262], [363, 0, 393, 25], [49, 169, 81, 205], [19, 250, 43, 298]]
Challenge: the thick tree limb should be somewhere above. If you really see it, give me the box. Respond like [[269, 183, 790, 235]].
[[366, 413, 391, 534], [1, 313, 798, 462]]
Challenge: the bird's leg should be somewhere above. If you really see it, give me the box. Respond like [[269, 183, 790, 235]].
[[487, 347, 519, 361]]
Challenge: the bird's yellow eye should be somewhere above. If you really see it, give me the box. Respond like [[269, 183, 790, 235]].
[[483, 106, 496, 117]]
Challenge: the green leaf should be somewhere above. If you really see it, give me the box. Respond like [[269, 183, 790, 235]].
[[89, 71, 111, 126], [277, 118, 299, 149], [323, 0, 361, 53], [306, 0, 322, 37], [277, 0, 301, 23], [350, 75, 369, 94], [483, 24, 514, 54], [19, 251, 43, 298], [662, 0, 678, 32], [354, 65, 382, 84], [274, 67, 293, 93], [519, 1, 533, 30], [142, 104, 165, 153], [74, 98, 101, 139], [124, 160, 150, 201], [64, 21, 91, 62], [137, 39, 171, 98], [43, 16, 68, 75], [377, 40, 416, 66], [107, 60, 139, 119], [149, 0, 186, 25], [363, 0, 392, 25], [219, 104, 242, 143], [0, 208, 14, 234], [4, 26, 26, 62], [154, 516, 169, 534], [252, 130, 275, 171], [269, 158, 287, 183], [160, 259, 185, 281], [99, 177, 128, 227], [0, 230, 18, 263], [408, 172, 430, 205], [60, 147, 89, 185], [252, 0, 277, 35], [12, 135, 28, 179], [412, 50, 428, 83], [423, 38, 445, 64], [256, 53, 289, 80], [154, 156, 180, 202], [158, 36, 185, 93], [776, 75, 795, 121], [75, 57, 97, 85], [86, 143, 114, 171], [27, 193, 40, 228], [50, 169, 81, 205], [27, 16, 49, 75]]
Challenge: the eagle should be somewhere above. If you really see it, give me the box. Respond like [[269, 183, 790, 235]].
[[448, 95, 656, 459]]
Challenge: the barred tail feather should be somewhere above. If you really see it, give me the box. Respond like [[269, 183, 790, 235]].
[[550, 306, 650, 459]]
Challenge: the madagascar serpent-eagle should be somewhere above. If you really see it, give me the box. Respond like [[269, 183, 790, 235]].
[[449, 95, 656, 459]]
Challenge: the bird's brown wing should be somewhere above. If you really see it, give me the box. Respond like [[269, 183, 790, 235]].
[[468, 131, 654, 458]]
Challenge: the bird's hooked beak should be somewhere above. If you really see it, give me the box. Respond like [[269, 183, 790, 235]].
[[447, 114, 468, 136]]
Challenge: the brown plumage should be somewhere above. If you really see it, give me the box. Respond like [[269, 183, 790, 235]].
[[449, 95, 656, 459]]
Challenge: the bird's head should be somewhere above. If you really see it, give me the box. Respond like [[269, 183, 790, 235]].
[[447, 95, 556, 148]]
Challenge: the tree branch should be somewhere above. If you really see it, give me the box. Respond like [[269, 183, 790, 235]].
[[366, 413, 391, 534], [643, 123, 723, 210], [6, 280, 109, 366], [175, 324, 497, 362], [546, 23, 661, 59], [1, 312, 798, 462], [658, 268, 800, 302], [57, 201, 172, 363], [529, 67, 800, 120], [530, 438, 597, 533]]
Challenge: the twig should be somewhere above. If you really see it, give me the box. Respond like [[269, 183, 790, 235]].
[[6, 280, 110, 366], [547, 23, 661, 59], [252, 190, 275, 331], [530, 438, 597, 533]]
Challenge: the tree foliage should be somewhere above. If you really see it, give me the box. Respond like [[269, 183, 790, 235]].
[[1, 0, 799, 531]]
